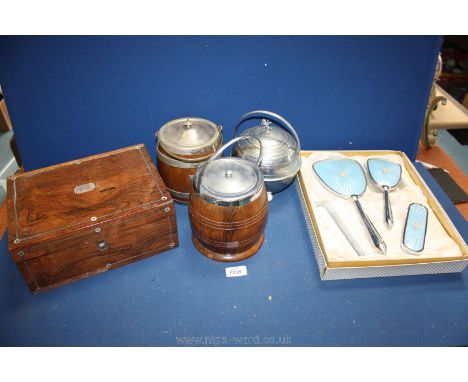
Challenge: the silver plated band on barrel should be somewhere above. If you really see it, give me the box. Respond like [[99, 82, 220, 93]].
[[156, 146, 202, 169], [167, 187, 190, 201]]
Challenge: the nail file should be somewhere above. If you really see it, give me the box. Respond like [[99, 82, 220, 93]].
[[401, 203, 428, 255]]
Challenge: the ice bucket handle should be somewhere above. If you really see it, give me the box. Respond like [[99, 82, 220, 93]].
[[234, 110, 301, 152]]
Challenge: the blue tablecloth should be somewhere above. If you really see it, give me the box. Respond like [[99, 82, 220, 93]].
[[0, 163, 466, 346]]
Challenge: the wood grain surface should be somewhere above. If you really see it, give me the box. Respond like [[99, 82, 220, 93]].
[[416, 142, 468, 220], [18, 207, 178, 293], [8, 145, 168, 245], [157, 147, 198, 203], [6, 145, 179, 293], [0, 199, 6, 237], [188, 188, 268, 262], [0, 99, 12, 132], [156, 143, 222, 203]]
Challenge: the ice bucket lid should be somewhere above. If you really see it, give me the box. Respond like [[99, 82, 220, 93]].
[[235, 119, 299, 169]]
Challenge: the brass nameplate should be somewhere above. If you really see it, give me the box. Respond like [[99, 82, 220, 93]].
[[74, 182, 96, 194]]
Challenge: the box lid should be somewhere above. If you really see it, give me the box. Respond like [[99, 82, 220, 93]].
[[7, 144, 170, 249]]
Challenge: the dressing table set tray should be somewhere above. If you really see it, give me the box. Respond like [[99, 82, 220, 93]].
[[297, 150, 468, 280]]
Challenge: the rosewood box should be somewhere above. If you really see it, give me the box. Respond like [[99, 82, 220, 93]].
[[7, 144, 178, 293]]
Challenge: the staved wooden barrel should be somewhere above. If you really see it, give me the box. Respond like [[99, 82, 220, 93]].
[[155, 117, 222, 203], [156, 145, 207, 203], [189, 188, 268, 262], [188, 136, 268, 262]]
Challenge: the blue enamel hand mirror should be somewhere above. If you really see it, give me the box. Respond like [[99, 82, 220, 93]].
[[313, 158, 386, 254]]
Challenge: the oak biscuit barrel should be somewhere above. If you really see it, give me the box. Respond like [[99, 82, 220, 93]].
[[189, 136, 268, 262], [156, 117, 223, 203]]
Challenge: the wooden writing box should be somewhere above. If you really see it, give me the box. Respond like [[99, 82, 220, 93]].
[[6, 144, 178, 293]]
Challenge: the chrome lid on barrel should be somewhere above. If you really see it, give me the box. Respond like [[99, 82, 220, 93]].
[[192, 136, 264, 206]]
